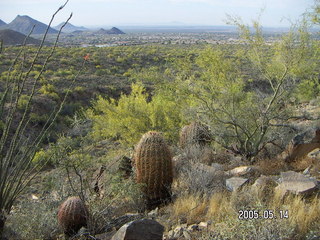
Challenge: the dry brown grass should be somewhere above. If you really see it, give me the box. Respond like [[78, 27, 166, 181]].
[[169, 187, 320, 238], [270, 190, 320, 237], [171, 194, 208, 224], [206, 191, 234, 221]]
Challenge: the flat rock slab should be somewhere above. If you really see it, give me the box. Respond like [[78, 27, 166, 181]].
[[226, 166, 258, 177], [111, 219, 164, 240], [226, 177, 248, 191], [276, 171, 319, 196]]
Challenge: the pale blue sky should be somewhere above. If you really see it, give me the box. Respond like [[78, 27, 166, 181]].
[[0, 0, 315, 27]]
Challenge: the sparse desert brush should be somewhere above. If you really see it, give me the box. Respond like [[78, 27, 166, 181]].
[[171, 194, 208, 224], [174, 145, 226, 195], [256, 157, 288, 175], [290, 156, 315, 171], [180, 143, 216, 165], [5, 198, 61, 239], [229, 186, 262, 210]]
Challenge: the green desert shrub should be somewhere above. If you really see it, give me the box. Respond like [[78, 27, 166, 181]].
[[31, 136, 84, 168], [32, 149, 48, 165], [39, 83, 60, 100], [88, 82, 183, 145], [295, 77, 320, 102], [17, 94, 30, 110], [29, 113, 50, 125]]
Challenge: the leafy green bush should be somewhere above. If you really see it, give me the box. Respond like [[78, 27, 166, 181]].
[[32, 149, 48, 165], [17, 94, 30, 110], [29, 113, 50, 125], [87, 82, 184, 145], [61, 102, 82, 116], [295, 77, 320, 101], [33, 136, 83, 167], [39, 84, 60, 100]]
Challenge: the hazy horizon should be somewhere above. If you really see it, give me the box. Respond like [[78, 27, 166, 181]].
[[0, 0, 315, 28]]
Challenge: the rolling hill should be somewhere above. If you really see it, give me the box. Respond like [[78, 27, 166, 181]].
[[0, 29, 42, 45]]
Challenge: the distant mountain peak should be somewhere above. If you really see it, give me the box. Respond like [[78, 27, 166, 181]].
[[95, 27, 125, 35], [0, 15, 58, 35], [17, 15, 31, 19], [54, 22, 87, 33], [108, 27, 125, 34]]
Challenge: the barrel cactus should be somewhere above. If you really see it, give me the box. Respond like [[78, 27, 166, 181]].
[[134, 131, 173, 209], [57, 196, 89, 237], [179, 121, 211, 148]]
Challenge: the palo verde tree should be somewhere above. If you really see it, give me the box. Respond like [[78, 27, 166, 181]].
[[309, 0, 320, 24], [174, 16, 318, 161], [0, 1, 86, 236]]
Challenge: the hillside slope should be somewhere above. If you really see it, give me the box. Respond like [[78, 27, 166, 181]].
[[0, 19, 6, 27], [0, 29, 42, 45]]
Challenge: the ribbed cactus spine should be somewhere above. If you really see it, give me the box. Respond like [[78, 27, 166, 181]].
[[134, 131, 173, 209], [57, 196, 88, 237], [179, 121, 211, 148]]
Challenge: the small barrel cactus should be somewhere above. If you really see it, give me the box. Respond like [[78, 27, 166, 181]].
[[57, 196, 89, 237], [179, 121, 211, 148], [134, 131, 173, 209]]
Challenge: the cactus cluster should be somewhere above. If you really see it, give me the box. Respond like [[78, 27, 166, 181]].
[[57, 196, 89, 237], [179, 121, 211, 148], [134, 131, 173, 209]]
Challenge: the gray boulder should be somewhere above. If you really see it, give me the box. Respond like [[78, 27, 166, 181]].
[[226, 177, 249, 192], [111, 219, 164, 240], [276, 171, 319, 196]]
